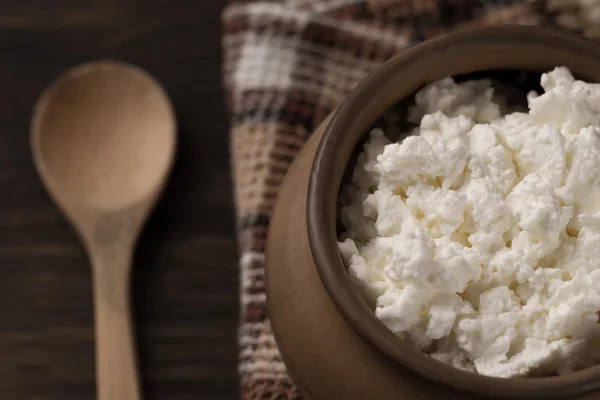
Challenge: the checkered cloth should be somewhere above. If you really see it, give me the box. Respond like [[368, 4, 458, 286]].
[[221, 0, 599, 398]]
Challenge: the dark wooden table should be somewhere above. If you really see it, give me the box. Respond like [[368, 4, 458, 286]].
[[0, 1, 238, 399]]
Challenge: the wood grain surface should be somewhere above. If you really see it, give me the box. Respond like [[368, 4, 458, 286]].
[[0, 1, 238, 399]]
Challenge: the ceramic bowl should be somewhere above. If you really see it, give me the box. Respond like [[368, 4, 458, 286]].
[[267, 25, 600, 400]]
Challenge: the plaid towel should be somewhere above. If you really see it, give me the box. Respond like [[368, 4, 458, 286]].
[[222, 0, 599, 398]]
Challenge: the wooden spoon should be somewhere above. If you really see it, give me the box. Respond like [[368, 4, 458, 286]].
[[30, 60, 176, 400]]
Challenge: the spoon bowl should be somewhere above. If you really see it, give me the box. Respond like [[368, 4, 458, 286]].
[[31, 60, 176, 400], [32, 61, 175, 211]]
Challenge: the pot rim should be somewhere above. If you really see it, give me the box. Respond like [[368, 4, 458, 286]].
[[307, 25, 600, 399]]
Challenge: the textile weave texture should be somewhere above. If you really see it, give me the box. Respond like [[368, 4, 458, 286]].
[[221, 0, 598, 398]]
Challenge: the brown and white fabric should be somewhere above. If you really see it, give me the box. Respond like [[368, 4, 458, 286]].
[[221, 1, 599, 398]]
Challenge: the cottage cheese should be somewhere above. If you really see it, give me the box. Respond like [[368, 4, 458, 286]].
[[339, 67, 600, 378]]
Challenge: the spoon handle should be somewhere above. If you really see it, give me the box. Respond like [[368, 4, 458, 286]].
[[92, 247, 141, 400]]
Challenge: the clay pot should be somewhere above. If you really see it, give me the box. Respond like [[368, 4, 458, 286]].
[[266, 26, 600, 399]]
